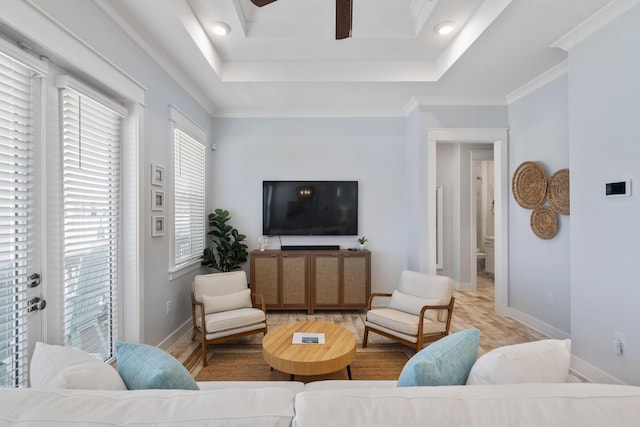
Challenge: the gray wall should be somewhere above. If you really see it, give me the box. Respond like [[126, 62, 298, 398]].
[[569, 5, 640, 384], [507, 75, 571, 334]]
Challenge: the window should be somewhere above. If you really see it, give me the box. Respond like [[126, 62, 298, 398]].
[[57, 76, 126, 360], [0, 46, 43, 387], [170, 107, 206, 273]]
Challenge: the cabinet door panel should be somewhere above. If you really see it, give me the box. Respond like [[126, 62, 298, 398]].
[[253, 256, 279, 305], [282, 255, 307, 305], [313, 255, 340, 305], [343, 255, 368, 305]]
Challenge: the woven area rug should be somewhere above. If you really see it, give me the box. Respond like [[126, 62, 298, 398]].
[[187, 346, 409, 383]]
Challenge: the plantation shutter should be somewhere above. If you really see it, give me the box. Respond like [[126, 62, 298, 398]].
[[173, 128, 205, 267], [0, 52, 34, 387], [58, 76, 125, 360]]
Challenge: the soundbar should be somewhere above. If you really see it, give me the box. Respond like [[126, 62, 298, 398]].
[[281, 245, 340, 251]]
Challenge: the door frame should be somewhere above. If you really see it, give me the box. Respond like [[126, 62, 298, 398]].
[[425, 128, 509, 316]]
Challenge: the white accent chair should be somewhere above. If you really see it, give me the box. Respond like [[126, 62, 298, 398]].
[[363, 270, 455, 352], [191, 271, 267, 367]]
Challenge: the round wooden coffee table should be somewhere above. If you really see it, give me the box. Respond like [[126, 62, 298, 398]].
[[262, 320, 357, 380]]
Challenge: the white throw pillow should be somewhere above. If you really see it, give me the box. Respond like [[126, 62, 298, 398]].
[[30, 342, 127, 390], [466, 339, 571, 385], [388, 290, 442, 321], [202, 288, 252, 314]]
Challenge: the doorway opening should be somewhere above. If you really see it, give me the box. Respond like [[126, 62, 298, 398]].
[[472, 154, 494, 290], [426, 128, 508, 316]]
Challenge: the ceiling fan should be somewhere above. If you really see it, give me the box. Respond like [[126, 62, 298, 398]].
[[250, 0, 353, 40]]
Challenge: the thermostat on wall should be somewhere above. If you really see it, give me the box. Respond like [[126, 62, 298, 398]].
[[605, 180, 631, 197]]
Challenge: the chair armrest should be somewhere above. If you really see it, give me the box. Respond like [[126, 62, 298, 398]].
[[417, 296, 456, 336], [191, 292, 206, 332], [367, 292, 392, 310], [251, 292, 266, 313]]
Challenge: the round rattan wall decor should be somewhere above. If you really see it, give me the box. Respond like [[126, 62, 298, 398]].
[[512, 161, 547, 209], [547, 168, 570, 215], [530, 205, 558, 239]]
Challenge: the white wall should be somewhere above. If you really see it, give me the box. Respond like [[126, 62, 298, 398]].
[[209, 117, 408, 294], [569, 5, 640, 385], [507, 75, 571, 335]]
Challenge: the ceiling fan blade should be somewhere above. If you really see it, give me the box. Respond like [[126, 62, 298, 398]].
[[250, 0, 278, 6], [335, 0, 353, 40]]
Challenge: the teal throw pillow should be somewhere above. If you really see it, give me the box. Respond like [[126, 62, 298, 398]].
[[397, 329, 480, 387], [116, 341, 199, 390]]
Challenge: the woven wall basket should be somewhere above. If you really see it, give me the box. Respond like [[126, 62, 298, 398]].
[[547, 168, 570, 215], [512, 161, 547, 209], [530, 205, 558, 239]]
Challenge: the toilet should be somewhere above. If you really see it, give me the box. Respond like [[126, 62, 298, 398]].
[[476, 250, 486, 272]]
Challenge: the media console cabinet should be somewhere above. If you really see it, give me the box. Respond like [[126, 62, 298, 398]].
[[249, 249, 371, 314]]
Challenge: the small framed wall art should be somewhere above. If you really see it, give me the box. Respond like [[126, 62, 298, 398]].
[[151, 189, 165, 211], [152, 216, 165, 237], [151, 162, 165, 186]]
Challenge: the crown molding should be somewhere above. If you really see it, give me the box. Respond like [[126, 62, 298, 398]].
[[413, 96, 507, 107], [211, 107, 410, 119], [506, 60, 568, 104], [211, 95, 509, 119], [551, 0, 640, 51]]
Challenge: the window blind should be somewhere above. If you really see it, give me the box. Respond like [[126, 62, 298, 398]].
[[59, 84, 123, 360], [0, 53, 33, 387], [174, 128, 205, 267]]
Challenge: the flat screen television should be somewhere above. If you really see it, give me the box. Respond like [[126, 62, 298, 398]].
[[262, 181, 358, 236]]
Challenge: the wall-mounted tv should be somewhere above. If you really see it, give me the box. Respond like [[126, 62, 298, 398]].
[[263, 181, 358, 236]]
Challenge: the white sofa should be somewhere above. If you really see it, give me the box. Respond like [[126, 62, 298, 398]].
[[4, 339, 639, 426], [1, 380, 640, 426]]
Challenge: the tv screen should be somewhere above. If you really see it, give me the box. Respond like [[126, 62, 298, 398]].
[[263, 181, 358, 236]]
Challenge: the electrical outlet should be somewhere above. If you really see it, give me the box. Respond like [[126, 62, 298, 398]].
[[166, 300, 172, 315], [546, 293, 554, 305], [612, 331, 625, 355]]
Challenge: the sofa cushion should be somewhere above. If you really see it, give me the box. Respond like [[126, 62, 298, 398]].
[[466, 339, 571, 385], [397, 329, 480, 387], [388, 290, 442, 321], [204, 307, 266, 334], [292, 383, 640, 427], [116, 341, 199, 390], [202, 288, 252, 314], [30, 342, 126, 390], [366, 308, 446, 337], [0, 387, 297, 426]]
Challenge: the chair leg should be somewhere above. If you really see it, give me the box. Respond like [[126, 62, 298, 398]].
[[202, 343, 208, 368], [363, 327, 369, 348]]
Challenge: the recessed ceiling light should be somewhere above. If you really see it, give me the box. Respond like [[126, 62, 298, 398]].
[[434, 21, 455, 36], [211, 22, 230, 36]]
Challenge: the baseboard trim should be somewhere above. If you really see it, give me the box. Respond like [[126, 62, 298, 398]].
[[157, 318, 192, 352], [507, 307, 570, 340], [569, 355, 626, 385]]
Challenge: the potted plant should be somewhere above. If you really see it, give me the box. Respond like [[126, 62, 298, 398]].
[[357, 236, 368, 250], [201, 209, 248, 272]]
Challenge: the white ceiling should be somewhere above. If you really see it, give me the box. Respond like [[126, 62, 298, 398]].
[[97, 0, 618, 116]]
